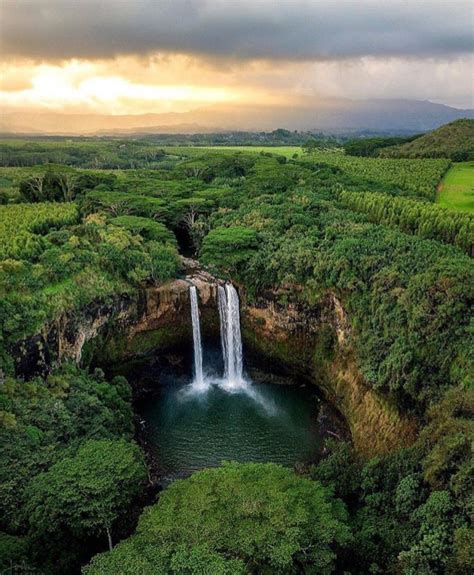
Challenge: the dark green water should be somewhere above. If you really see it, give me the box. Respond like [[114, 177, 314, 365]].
[[137, 348, 340, 483]]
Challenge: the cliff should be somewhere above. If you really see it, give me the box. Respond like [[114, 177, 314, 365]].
[[241, 286, 417, 456], [10, 263, 417, 457]]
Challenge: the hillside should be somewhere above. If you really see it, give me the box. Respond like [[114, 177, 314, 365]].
[[379, 118, 474, 160]]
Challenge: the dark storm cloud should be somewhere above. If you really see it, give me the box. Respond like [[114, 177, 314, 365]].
[[1, 0, 472, 62]]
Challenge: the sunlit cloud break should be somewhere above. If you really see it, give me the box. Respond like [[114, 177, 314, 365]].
[[0, 64, 236, 114], [0, 0, 472, 120]]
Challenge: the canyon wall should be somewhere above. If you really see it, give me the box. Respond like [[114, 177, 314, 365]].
[[240, 287, 417, 456], [10, 260, 219, 374], [10, 265, 416, 457]]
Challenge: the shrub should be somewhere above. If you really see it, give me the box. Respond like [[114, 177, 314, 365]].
[[200, 226, 258, 273]]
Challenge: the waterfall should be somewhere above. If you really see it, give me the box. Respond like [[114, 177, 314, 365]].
[[218, 284, 245, 387], [217, 285, 228, 375], [188, 282, 246, 392], [189, 286, 204, 387]]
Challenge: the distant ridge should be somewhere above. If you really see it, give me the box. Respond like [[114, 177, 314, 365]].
[[94, 123, 227, 136], [1, 98, 473, 135]]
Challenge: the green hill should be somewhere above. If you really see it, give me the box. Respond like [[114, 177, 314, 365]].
[[379, 118, 474, 160]]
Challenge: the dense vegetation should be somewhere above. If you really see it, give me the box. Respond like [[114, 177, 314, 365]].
[[0, 134, 315, 170], [0, 202, 79, 259], [380, 119, 474, 160], [299, 151, 450, 199], [197, 158, 472, 413], [0, 366, 144, 572], [343, 134, 421, 157], [337, 189, 473, 254], [85, 462, 350, 575], [0, 134, 472, 574], [0, 200, 179, 369]]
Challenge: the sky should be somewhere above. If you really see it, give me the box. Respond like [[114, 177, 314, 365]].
[[0, 0, 473, 118]]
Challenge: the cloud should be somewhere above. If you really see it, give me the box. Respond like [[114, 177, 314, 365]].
[[1, 1, 472, 113], [291, 56, 474, 108], [1, 0, 472, 62], [1, 53, 472, 115]]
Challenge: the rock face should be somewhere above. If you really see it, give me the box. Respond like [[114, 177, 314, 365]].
[[241, 287, 418, 457], [99, 262, 222, 363], [11, 258, 221, 374], [11, 262, 417, 457]]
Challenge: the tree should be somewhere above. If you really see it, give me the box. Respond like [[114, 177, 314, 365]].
[[25, 439, 147, 551], [20, 174, 45, 201], [84, 462, 350, 575], [174, 197, 213, 252], [0, 367, 136, 533], [303, 139, 318, 154], [110, 216, 176, 244], [55, 172, 78, 201], [0, 532, 29, 572], [398, 491, 460, 575], [200, 226, 258, 273]]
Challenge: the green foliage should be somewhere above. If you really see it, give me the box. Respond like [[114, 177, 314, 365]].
[[0, 366, 144, 574], [312, 389, 472, 575], [0, 141, 472, 575], [0, 140, 169, 169], [398, 491, 461, 575], [84, 462, 351, 575], [421, 387, 474, 506], [205, 184, 473, 411], [0, 202, 78, 260], [0, 366, 135, 531], [343, 135, 421, 157], [20, 170, 80, 202], [449, 527, 474, 574], [109, 215, 176, 244], [301, 151, 450, 199], [84, 539, 245, 575], [25, 439, 147, 546], [311, 441, 361, 502], [380, 119, 474, 160], [177, 153, 257, 183], [0, 532, 29, 571], [201, 226, 258, 274], [84, 190, 167, 220], [338, 189, 474, 254], [0, 211, 179, 347]]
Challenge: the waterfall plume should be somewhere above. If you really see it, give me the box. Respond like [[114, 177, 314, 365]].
[[189, 285, 205, 388], [218, 284, 245, 388]]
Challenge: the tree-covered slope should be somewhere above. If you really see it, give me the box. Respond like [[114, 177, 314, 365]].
[[379, 119, 474, 160]]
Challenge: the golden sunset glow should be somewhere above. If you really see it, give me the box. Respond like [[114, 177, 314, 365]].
[[0, 0, 471, 132], [0, 60, 242, 114], [0, 57, 303, 117]]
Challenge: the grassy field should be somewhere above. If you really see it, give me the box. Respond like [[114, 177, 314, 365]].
[[437, 162, 474, 213], [200, 145, 303, 157]]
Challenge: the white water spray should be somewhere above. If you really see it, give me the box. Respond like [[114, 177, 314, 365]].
[[218, 284, 245, 388], [189, 286, 205, 388]]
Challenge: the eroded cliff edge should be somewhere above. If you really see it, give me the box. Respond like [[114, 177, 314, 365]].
[[10, 260, 417, 457], [240, 287, 417, 457]]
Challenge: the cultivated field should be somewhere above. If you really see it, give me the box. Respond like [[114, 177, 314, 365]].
[[438, 161, 474, 213]]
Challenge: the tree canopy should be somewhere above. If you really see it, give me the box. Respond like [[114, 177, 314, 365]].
[[84, 462, 350, 575], [25, 439, 147, 550]]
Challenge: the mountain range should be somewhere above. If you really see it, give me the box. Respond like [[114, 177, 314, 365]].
[[2, 98, 473, 136]]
